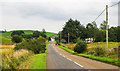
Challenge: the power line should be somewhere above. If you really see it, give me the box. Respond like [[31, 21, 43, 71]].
[[93, 9, 105, 22], [93, 1, 119, 22], [109, 2, 119, 8]]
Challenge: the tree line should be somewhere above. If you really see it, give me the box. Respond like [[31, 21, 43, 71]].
[[11, 29, 47, 43], [57, 18, 120, 43], [11, 29, 47, 54]]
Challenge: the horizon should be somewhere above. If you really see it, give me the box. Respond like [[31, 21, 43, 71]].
[[0, 0, 119, 33]]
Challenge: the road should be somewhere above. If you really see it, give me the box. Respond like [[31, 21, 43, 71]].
[[47, 42, 84, 69], [47, 41, 119, 71]]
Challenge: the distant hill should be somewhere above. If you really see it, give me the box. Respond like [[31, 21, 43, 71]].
[[0, 30, 56, 38]]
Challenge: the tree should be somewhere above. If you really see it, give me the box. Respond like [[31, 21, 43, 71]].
[[86, 23, 95, 38], [22, 34, 33, 39], [108, 27, 117, 42], [42, 28, 46, 33], [61, 18, 86, 42], [11, 31, 24, 36], [116, 26, 120, 42], [92, 21, 98, 29], [33, 31, 40, 38], [86, 22, 99, 39], [95, 30, 106, 42], [12, 35, 23, 43], [100, 20, 109, 30]]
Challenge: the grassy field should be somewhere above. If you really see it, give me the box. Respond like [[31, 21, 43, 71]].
[[0, 37, 12, 43], [45, 32, 56, 38], [61, 42, 120, 51], [87, 42, 119, 49], [0, 30, 56, 38], [1, 30, 34, 37]]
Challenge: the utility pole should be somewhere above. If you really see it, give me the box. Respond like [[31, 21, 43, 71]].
[[60, 31, 61, 43], [68, 33, 69, 49], [106, 5, 108, 50]]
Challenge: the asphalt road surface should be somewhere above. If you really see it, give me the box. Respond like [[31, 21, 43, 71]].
[[47, 41, 119, 71], [47, 42, 85, 69]]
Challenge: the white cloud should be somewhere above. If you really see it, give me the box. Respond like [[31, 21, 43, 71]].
[[0, 0, 118, 33]]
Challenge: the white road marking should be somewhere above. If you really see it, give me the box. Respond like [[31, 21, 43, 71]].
[[52, 45, 84, 68]]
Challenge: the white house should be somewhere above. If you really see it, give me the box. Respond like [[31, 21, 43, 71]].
[[85, 38, 93, 43]]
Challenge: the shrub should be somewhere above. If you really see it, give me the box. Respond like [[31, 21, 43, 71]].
[[93, 47, 106, 56], [61, 39, 67, 43], [12, 35, 23, 43], [14, 36, 46, 54], [74, 40, 87, 53]]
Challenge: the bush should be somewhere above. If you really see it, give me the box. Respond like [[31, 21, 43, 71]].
[[61, 39, 67, 43], [14, 36, 46, 54], [93, 47, 106, 56], [74, 40, 87, 53], [12, 35, 23, 43]]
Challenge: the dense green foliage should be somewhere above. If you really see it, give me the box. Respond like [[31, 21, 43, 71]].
[[11, 31, 25, 36], [33, 31, 41, 38], [74, 40, 87, 53], [61, 39, 67, 43], [95, 30, 106, 42], [12, 35, 23, 43], [57, 19, 120, 43], [61, 18, 86, 42], [22, 34, 33, 39], [14, 36, 46, 54]]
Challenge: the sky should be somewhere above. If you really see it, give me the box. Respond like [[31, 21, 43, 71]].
[[0, 0, 119, 33]]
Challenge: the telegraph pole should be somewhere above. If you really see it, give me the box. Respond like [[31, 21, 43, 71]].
[[106, 5, 108, 50], [60, 31, 61, 43], [68, 33, 69, 49]]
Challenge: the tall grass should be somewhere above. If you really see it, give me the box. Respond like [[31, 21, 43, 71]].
[[1, 49, 34, 69], [0, 45, 15, 49]]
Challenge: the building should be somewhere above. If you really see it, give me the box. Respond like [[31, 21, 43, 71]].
[[85, 38, 93, 43]]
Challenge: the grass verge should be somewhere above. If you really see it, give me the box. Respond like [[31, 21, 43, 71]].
[[57, 45, 120, 66], [19, 41, 50, 69]]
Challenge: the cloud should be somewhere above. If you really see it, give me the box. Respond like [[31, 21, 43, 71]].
[[0, 0, 118, 33]]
